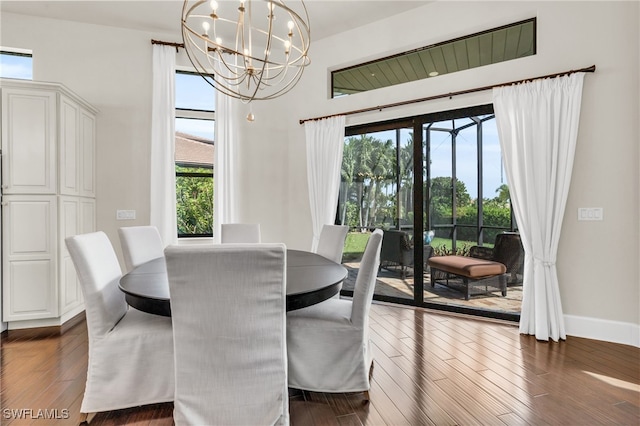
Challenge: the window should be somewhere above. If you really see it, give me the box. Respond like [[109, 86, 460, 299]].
[[332, 18, 535, 97], [0, 49, 33, 80], [175, 71, 215, 238]]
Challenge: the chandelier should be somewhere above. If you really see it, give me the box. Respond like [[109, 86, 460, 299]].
[[181, 0, 311, 103]]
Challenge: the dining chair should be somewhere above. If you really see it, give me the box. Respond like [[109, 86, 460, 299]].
[[65, 231, 174, 422], [118, 225, 164, 272], [286, 229, 383, 402], [165, 243, 288, 425], [315, 224, 348, 264], [220, 223, 261, 243], [315, 224, 349, 298]]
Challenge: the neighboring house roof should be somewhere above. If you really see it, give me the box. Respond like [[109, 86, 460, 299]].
[[175, 132, 214, 167]]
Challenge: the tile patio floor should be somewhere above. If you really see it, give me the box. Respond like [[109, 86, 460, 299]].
[[341, 261, 522, 315]]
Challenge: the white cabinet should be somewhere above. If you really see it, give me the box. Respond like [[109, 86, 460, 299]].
[[1, 79, 97, 328]]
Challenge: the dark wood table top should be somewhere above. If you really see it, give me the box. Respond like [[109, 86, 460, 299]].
[[118, 249, 348, 316]]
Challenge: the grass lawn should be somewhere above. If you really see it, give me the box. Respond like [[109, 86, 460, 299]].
[[343, 232, 370, 261], [342, 231, 491, 261]]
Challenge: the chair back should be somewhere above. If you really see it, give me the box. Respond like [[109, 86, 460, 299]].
[[118, 226, 164, 272], [316, 225, 348, 264], [351, 229, 383, 327], [165, 243, 288, 426], [65, 232, 127, 338], [220, 223, 261, 243], [493, 232, 525, 280]]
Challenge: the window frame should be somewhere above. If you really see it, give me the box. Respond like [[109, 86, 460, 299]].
[[174, 70, 215, 239]]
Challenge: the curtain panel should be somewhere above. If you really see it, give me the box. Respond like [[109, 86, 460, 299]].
[[304, 116, 346, 252], [150, 45, 177, 245], [213, 79, 240, 243], [493, 73, 585, 342]]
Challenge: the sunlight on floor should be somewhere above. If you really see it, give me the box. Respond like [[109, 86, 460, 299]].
[[584, 371, 640, 392]]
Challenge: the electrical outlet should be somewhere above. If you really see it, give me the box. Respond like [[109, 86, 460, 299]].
[[578, 207, 603, 221], [116, 210, 136, 220]]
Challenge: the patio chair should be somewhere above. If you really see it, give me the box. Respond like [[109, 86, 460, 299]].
[[380, 229, 413, 278], [469, 232, 524, 284]]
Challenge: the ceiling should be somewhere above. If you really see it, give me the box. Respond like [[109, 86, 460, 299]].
[[0, 1, 429, 41]]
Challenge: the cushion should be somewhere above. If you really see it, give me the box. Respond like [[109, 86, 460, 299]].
[[428, 255, 506, 278]]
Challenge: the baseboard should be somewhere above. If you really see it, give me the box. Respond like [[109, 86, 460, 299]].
[[1, 311, 85, 339], [5, 308, 86, 332], [565, 314, 640, 348]]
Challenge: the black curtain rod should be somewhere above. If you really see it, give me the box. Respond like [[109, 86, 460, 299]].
[[299, 65, 596, 125], [151, 39, 184, 52]]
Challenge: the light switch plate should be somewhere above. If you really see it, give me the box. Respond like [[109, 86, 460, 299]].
[[578, 207, 603, 221], [116, 210, 136, 220]]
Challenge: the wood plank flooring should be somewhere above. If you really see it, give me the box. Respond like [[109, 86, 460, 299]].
[[1, 303, 638, 425]]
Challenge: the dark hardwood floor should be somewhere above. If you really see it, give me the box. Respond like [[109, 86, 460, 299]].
[[1, 303, 638, 425]]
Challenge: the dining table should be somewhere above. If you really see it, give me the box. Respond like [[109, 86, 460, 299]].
[[118, 249, 348, 316]]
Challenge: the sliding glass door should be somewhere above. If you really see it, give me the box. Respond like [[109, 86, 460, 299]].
[[338, 105, 520, 321]]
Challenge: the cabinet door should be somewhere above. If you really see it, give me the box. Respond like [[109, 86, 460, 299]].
[[59, 95, 79, 195], [1, 88, 57, 194], [79, 109, 96, 197], [80, 198, 96, 233], [2, 195, 58, 321], [59, 197, 95, 315], [59, 197, 81, 314]]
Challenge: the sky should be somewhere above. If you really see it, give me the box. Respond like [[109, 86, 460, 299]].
[[175, 72, 216, 141], [0, 52, 33, 80], [361, 119, 506, 201]]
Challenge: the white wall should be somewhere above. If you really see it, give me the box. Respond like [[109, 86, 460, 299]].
[[1, 1, 638, 344]]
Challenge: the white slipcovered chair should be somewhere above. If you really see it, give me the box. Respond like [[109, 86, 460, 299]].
[[220, 223, 261, 243], [65, 231, 174, 422], [286, 229, 383, 401], [118, 225, 164, 272], [315, 224, 349, 298], [315, 224, 348, 264], [165, 243, 289, 425]]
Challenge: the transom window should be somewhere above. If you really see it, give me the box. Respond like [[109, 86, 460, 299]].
[[0, 49, 33, 80], [332, 18, 536, 98]]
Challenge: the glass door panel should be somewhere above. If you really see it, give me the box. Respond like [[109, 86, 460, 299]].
[[427, 121, 454, 252], [338, 127, 413, 301]]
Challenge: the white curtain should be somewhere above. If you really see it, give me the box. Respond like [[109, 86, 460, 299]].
[[493, 73, 585, 342], [305, 116, 346, 252], [150, 45, 177, 245], [213, 78, 239, 243]]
